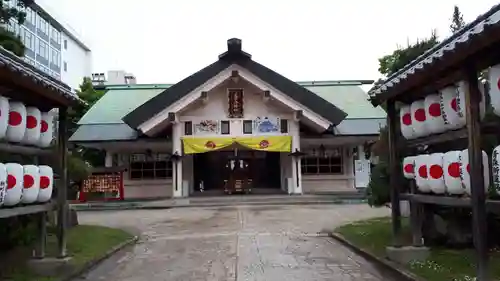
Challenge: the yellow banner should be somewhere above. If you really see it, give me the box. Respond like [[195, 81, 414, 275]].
[[182, 136, 292, 154], [182, 137, 234, 154], [236, 136, 292, 152]]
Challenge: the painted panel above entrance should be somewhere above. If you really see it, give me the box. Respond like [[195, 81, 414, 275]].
[[182, 136, 292, 154]]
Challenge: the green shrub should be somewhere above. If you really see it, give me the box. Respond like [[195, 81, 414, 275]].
[[366, 161, 391, 207]]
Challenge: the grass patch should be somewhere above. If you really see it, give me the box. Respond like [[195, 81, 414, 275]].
[[2, 225, 133, 281], [336, 217, 500, 281]]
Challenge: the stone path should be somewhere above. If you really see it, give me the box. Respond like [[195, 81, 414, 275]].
[[76, 204, 391, 281]]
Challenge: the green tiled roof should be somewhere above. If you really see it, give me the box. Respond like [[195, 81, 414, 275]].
[[298, 82, 386, 119], [77, 85, 171, 125]]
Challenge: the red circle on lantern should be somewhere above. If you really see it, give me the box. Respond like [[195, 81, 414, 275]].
[[40, 120, 48, 133], [259, 140, 269, 148], [451, 98, 458, 112], [448, 162, 460, 178], [428, 103, 441, 117], [7, 174, 16, 189], [8, 111, 22, 126], [26, 115, 38, 129], [23, 175, 34, 188], [497, 77, 500, 90], [414, 108, 426, 122], [205, 141, 216, 149], [467, 163, 470, 174], [418, 165, 427, 178], [429, 165, 444, 179], [404, 164, 414, 174], [40, 176, 50, 189], [402, 113, 412, 126]]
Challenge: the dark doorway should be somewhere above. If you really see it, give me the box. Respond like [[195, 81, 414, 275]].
[[193, 151, 281, 193]]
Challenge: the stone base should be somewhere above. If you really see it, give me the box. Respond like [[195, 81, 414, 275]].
[[386, 246, 430, 264], [27, 256, 74, 277]]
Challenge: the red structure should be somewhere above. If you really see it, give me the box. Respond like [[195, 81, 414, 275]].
[[78, 167, 125, 202]]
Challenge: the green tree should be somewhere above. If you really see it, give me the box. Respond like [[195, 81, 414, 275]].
[[0, 0, 32, 56], [450, 5, 466, 33], [68, 77, 106, 167]]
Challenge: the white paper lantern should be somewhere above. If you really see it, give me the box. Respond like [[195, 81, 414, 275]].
[[4, 163, 23, 206], [443, 151, 464, 195], [459, 149, 490, 196], [456, 80, 486, 120], [0, 163, 6, 206], [22, 107, 41, 145], [439, 86, 462, 130], [428, 153, 446, 194], [38, 112, 54, 148], [489, 64, 500, 117], [402, 156, 417, 179], [492, 145, 500, 195], [410, 100, 428, 138], [0, 96, 9, 139], [21, 165, 40, 204], [6, 102, 26, 143], [400, 105, 415, 139], [37, 165, 53, 203], [415, 154, 431, 193], [424, 94, 446, 134]]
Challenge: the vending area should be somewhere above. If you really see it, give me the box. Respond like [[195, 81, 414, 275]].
[[0, 47, 79, 259], [368, 5, 500, 280]]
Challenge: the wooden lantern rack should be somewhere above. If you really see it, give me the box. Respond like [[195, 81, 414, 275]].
[[369, 4, 500, 280], [0, 47, 82, 259]]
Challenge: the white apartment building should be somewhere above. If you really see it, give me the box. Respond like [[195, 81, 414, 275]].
[[2, 0, 92, 91], [92, 70, 137, 87]]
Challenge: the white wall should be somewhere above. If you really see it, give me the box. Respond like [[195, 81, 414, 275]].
[[60, 32, 92, 91]]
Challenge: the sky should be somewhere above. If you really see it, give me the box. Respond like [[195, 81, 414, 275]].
[[38, 0, 500, 85]]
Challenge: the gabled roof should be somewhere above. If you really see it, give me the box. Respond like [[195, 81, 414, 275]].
[[369, 3, 500, 105], [70, 81, 383, 143], [123, 38, 347, 130]]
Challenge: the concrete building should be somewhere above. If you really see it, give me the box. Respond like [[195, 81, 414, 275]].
[[2, 0, 92, 91], [70, 38, 385, 200], [91, 70, 137, 87]]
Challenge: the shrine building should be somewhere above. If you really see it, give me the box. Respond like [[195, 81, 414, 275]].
[[70, 38, 385, 200]]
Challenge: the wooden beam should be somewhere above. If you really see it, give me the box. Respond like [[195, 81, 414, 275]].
[[56, 107, 68, 258], [200, 91, 208, 104], [387, 99, 402, 247], [0, 142, 53, 156], [464, 64, 489, 280], [0, 202, 54, 219], [263, 90, 270, 102]]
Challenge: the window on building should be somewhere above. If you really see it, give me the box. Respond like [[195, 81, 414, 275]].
[[38, 16, 49, 36], [37, 40, 49, 59], [221, 120, 230, 135], [22, 28, 35, 51], [184, 121, 193, 135], [280, 119, 288, 133], [50, 48, 60, 70], [243, 120, 253, 134], [129, 153, 173, 180], [63, 39, 67, 49], [51, 27, 61, 46], [301, 148, 343, 175], [25, 8, 36, 25], [63, 61, 67, 72]]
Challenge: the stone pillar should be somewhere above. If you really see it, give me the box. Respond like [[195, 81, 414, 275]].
[[105, 151, 113, 167], [357, 144, 366, 160], [172, 122, 183, 198], [290, 121, 302, 194]]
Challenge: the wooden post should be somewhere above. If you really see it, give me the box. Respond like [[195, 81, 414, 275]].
[[57, 107, 68, 258], [464, 66, 489, 280], [409, 180, 423, 246], [387, 99, 402, 247], [34, 211, 47, 259]]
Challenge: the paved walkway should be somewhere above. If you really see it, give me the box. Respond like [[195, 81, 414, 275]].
[[77, 204, 391, 281]]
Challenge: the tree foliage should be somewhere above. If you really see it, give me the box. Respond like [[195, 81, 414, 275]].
[[0, 0, 31, 56], [450, 5, 466, 33], [378, 31, 440, 77], [68, 77, 106, 168]]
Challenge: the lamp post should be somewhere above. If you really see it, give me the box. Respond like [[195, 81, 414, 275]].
[[289, 149, 306, 188], [170, 151, 182, 192]]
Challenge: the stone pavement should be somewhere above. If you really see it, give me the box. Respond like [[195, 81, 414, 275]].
[[76, 204, 392, 281]]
